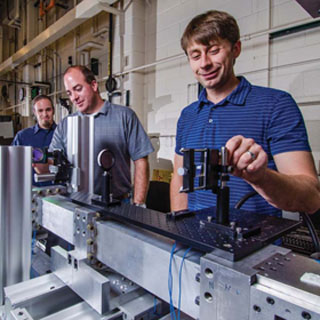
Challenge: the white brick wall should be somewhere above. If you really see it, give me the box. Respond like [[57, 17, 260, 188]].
[[3, 0, 319, 176], [137, 0, 320, 175]]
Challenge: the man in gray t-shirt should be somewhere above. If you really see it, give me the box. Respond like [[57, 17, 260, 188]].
[[50, 65, 154, 205]]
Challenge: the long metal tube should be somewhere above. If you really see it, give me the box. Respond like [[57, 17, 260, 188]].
[[0, 146, 32, 304], [67, 116, 95, 194]]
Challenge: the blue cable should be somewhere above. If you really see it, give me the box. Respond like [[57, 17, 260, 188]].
[[30, 230, 37, 278], [153, 296, 157, 315], [32, 230, 37, 253], [177, 247, 191, 320], [168, 242, 177, 320], [153, 296, 161, 316]]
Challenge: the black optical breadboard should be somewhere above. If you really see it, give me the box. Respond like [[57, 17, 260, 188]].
[[70, 193, 301, 261]]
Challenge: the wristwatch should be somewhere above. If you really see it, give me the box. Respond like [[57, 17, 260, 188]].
[[134, 203, 146, 208]]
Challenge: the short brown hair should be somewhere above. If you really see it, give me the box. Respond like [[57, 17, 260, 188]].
[[32, 95, 54, 110], [63, 65, 96, 84], [181, 10, 240, 54]]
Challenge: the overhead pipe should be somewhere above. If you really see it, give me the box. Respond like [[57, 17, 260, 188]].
[[46, 0, 55, 12], [7, 0, 21, 29], [40, 0, 56, 18], [0, 0, 122, 77], [39, 0, 45, 18]]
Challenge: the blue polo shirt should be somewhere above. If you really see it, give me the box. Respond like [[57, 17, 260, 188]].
[[175, 77, 311, 216], [12, 123, 57, 186]]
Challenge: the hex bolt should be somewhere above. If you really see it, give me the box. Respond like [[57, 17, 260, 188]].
[[195, 296, 200, 305], [302, 311, 312, 319], [266, 297, 275, 305], [195, 273, 201, 282], [207, 216, 212, 223], [87, 224, 94, 231], [253, 305, 261, 312]]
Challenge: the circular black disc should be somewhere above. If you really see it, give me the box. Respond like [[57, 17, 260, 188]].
[[105, 77, 117, 93], [97, 149, 115, 171]]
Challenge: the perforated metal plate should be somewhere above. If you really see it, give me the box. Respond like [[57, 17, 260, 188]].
[[71, 192, 300, 261]]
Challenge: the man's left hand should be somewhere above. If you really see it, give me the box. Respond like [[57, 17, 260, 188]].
[[225, 135, 268, 184]]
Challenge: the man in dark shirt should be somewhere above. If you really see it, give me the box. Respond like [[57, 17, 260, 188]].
[[49, 66, 154, 206], [12, 95, 56, 186]]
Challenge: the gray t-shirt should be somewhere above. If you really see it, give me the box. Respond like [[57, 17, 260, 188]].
[[49, 101, 154, 198]]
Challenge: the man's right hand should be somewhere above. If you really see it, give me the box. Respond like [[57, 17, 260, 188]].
[[32, 162, 50, 174]]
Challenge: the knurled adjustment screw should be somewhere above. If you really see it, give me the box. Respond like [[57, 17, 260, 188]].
[[86, 238, 94, 246], [87, 253, 94, 261], [302, 311, 312, 319], [87, 224, 94, 231]]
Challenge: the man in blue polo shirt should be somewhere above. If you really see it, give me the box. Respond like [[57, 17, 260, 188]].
[[12, 94, 66, 257], [12, 94, 57, 187], [170, 10, 320, 216]]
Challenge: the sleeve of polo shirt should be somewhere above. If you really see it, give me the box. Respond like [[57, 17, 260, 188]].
[[48, 119, 67, 154], [267, 92, 311, 155], [126, 110, 154, 161], [11, 132, 22, 145]]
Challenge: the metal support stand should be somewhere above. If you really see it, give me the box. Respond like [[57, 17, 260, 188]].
[[179, 147, 231, 225]]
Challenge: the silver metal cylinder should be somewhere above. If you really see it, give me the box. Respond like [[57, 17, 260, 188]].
[[67, 116, 95, 194], [220, 146, 228, 166], [220, 147, 228, 188], [34, 173, 56, 183], [0, 146, 32, 304]]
